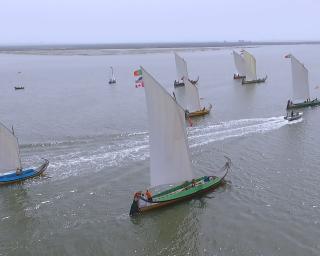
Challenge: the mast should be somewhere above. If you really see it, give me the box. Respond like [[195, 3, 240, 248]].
[[242, 50, 257, 81], [0, 122, 22, 174], [141, 67, 194, 187], [288, 54, 310, 101], [110, 66, 115, 80]]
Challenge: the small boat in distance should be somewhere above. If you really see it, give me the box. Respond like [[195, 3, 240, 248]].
[[0, 122, 49, 185], [241, 50, 267, 84], [129, 67, 230, 216], [108, 66, 116, 84], [174, 53, 199, 87], [284, 111, 303, 121], [14, 86, 24, 90], [14, 71, 25, 90], [285, 54, 320, 109], [233, 50, 246, 80]]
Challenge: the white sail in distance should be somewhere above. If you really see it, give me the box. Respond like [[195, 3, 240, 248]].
[[233, 50, 245, 75], [141, 67, 194, 187], [242, 50, 257, 81], [288, 55, 310, 101], [174, 53, 188, 80], [0, 122, 21, 174]]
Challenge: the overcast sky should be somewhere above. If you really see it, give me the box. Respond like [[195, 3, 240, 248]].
[[1, 0, 319, 45]]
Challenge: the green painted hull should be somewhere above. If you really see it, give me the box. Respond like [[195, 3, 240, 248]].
[[153, 176, 221, 203], [287, 99, 320, 109]]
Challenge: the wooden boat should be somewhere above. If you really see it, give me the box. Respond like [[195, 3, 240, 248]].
[[285, 54, 320, 110], [233, 51, 246, 80], [187, 104, 212, 117], [129, 67, 229, 216], [173, 53, 198, 87], [242, 76, 267, 85], [241, 50, 267, 84], [233, 74, 245, 80], [0, 122, 49, 185], [0, 159, 49, 185], [284, 111, 303, 121], [14, 86, 24, 90], [108, 66, 116, 84], [287, 99, 320, 109]]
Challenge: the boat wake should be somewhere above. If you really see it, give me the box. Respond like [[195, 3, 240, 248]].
[[23, 116, 298, 180]]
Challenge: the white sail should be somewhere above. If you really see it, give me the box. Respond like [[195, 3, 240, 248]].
[[174, 86, 188, 110], [174, 53, 188, 80], [184, 78, 201, 112], [0, 122, 21, 174], [242, 50, 257, 81], [141, 67, 194, 187], [289, 55, 310, 101], [233, 50, 245, 75]]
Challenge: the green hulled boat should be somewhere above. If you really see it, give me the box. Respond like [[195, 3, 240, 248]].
[[285, 54, 319, 110], [129, 67, 229, 217], [287, 99, 320, 109], [241, 50, 267, 85]]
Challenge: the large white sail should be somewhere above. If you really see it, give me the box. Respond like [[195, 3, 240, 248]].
[[233, 50, 245, 75], [174, 53, 188, 80], [289, 55, 310, 101], [184, 78, 201, 112], [242, 50, 257, 81], [0, 122, 21, 174], [141, 67, 194, 187]]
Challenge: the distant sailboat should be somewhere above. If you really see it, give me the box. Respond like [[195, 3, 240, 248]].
[[14, 71, 25, 90], [0, 122, 48, 185], [129, 67, 230, 216], [285, 54, 320, 109], [233, 50, 246, 79], [108, 66, 116, 84], [174, 53, 199, 87], [241, 50, 267, 84], [174, 77, 212, 117]]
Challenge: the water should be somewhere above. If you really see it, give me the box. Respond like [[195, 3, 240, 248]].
[[1, 44, 320, 255]]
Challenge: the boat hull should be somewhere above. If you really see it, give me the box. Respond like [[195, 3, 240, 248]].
[[187, 104, 212, 117], [284, 112, 303, 121], [0, 159, 49, 185], [174, 81, 185, 87], [233, 74, 246, 80], [242, 76, 267, 85], [286, 99, 320, 109], [139, 176, 225, 213]]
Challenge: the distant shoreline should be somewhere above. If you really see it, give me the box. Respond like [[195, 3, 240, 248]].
[[1, 41, 320, 51]]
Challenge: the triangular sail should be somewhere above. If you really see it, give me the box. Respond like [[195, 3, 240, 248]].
[[184, 78, 201, 112], [233, 50, 245, 75], [290, 55, 310, 101], [174, 53, 188, 80], [0, 122, 21, 174], [141, 67, 194, 187], [242, 50, 257, 81]]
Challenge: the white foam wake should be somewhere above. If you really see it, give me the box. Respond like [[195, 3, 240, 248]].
[[28, 116, 298, 179]]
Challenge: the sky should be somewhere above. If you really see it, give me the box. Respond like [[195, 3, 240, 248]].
[[0, 0, 319, 45]]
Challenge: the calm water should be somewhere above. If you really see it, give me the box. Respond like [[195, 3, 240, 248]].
[[1, 44, 320, 255]]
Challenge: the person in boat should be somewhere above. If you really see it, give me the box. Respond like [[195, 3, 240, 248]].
[[129, 192, 141, 216], [291, 111, 294, 117], [16, 167, 22, 175], [191, 179, 196, 187], [146, 189, 153, 202], [202, 107, 205, 111]]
